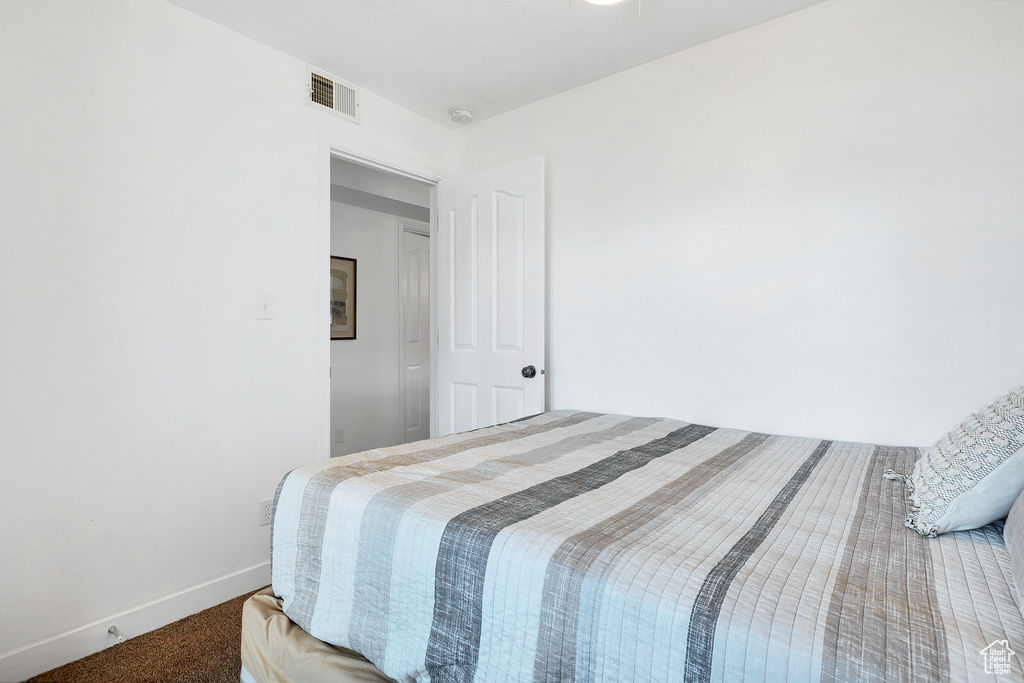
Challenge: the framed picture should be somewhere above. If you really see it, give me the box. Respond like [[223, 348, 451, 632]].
[[330, 256, 357, 340]]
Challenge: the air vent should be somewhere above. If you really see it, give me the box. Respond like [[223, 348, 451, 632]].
[[306, 67, 360, 124]]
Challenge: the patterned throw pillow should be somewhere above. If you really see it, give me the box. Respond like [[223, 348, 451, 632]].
[[886, 387, 1024, 537]]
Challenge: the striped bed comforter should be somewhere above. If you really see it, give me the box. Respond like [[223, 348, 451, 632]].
[[270, 411, 1024, 682]]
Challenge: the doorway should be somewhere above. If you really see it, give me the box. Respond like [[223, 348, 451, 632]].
[[329, 157, 433, 457]]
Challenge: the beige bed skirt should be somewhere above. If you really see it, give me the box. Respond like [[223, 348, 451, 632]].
[[240, 587, 396, 683]]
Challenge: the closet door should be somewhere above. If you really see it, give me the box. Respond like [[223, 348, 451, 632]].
[[400, 225, 431, 443]]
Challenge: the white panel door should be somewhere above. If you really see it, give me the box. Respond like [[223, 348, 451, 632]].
[[436, 156, 545, 436], [400, 228, 430, 443]]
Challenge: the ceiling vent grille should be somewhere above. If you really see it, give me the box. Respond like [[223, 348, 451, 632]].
[[306, 67, 360, 124]]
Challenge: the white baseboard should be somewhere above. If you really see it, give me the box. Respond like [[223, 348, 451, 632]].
[[0, 562, 271, 682]]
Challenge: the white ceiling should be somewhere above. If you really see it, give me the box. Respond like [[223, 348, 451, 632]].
[[166, 0, 828, 125]]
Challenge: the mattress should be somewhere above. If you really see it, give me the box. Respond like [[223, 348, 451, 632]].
[[269, 411, 1024, 682]]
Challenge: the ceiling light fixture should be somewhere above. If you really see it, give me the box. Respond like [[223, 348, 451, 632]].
[[571, 0, 641, 17]]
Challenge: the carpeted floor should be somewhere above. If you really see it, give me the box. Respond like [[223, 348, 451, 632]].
[[27, 587, 265, 683]]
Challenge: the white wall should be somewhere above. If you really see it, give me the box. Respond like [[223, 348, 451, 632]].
[[457, 0, 1024, 446], [0, 1, 453, 679], [329, 202, 401, 457]]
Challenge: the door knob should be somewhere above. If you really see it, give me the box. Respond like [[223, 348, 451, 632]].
[[521, 365, 537, 379]]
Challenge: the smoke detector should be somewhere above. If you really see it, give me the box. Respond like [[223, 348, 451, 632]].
[[449, 107, 474, 125]]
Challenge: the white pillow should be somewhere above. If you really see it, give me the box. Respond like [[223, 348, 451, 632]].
[[1002, 488, 1024, 616], [886, 386, 1024, 537]]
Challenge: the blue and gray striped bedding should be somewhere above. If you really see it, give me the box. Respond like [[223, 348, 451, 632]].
[[270, 411, 1024, 682]]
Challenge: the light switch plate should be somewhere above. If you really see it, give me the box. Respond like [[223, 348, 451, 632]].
[[256, 295, 274, 320]]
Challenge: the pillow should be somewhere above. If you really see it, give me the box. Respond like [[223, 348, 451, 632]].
[[1003, 488, 1024, 615], [885, 386, 1024, 537]]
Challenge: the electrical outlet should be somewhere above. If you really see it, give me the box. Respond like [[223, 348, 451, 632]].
[[335, 428, 345, 444], [259, 499, 274, 527]]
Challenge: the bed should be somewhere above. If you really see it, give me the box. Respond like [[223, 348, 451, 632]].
[[241, 410, 1024, 682]]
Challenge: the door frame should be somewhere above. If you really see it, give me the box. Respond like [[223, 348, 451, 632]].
[[318, 132, 445, 460]]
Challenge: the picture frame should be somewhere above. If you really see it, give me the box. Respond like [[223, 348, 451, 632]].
[[330, 256, 357, 340]]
